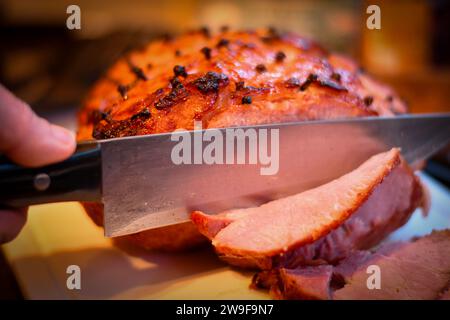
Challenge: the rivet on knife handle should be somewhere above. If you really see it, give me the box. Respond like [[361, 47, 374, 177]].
[[0, 141, 102, 208]]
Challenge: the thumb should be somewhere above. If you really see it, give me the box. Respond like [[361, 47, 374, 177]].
[[0, 85, 76, 167]]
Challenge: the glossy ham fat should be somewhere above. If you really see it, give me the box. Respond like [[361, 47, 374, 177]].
[[192, 149, 423, 269], [77, 28, 409, 251]]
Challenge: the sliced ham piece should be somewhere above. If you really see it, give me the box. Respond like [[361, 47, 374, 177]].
[[278, 159, 423, 268], [257, 230, 450, 300], [253, 264, 334, 300], [192, 148, 423, 269], [438, 287, 450, 300], [333, 230, 450, 300], [274, 265, 333, 300]]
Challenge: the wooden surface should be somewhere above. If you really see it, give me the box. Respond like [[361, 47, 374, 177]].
[[2, 203, 267, 300], [3, 173, 449, 300], [0, 249, 23, 299]]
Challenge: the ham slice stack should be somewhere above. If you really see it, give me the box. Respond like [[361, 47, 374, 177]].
[[255, 230, 450, 300], [192, 148, 423, 269], [190, 148, 447, 300]]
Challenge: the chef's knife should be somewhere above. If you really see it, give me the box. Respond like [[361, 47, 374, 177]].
[[1, 114, 449, 237]]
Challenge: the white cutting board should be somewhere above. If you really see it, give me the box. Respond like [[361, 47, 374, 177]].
[[3, 173, 450, 299]]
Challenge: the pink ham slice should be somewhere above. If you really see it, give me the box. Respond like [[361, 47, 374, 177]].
[[333, 230, 450, 300], [254, 264, 334, 300], [278, 159, 423, 268], [192, 148, 423, 269], [275, 265, 334, 300], [264, 230, 450, 300], [438, 287, 450, 300]]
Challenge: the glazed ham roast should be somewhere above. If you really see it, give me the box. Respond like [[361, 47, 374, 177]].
[[77, 27, 411, 251]]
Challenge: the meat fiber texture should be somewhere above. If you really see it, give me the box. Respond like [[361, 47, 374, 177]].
[[77, 27, 409, 251], [192, 149, 424, 269], [260, 230, 450, 300]]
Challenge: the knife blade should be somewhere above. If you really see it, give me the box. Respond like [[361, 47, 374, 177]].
[[1, 113, 449, 237]]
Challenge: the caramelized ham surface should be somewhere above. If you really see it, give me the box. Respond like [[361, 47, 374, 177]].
[[78, 28, 409, 251], [78, 28, 406, 141], [263, 230, 450, 300], [192, 149, 423, 269]]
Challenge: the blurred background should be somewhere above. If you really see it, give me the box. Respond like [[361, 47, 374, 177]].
[[1, 0, 450, 121], [0, 0, 449, 298]]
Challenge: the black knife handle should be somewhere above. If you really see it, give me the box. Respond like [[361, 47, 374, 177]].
[[0, 141, 102, 208]]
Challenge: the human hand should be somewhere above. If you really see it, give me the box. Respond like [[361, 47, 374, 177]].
[[0, 84, 76, 244]]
